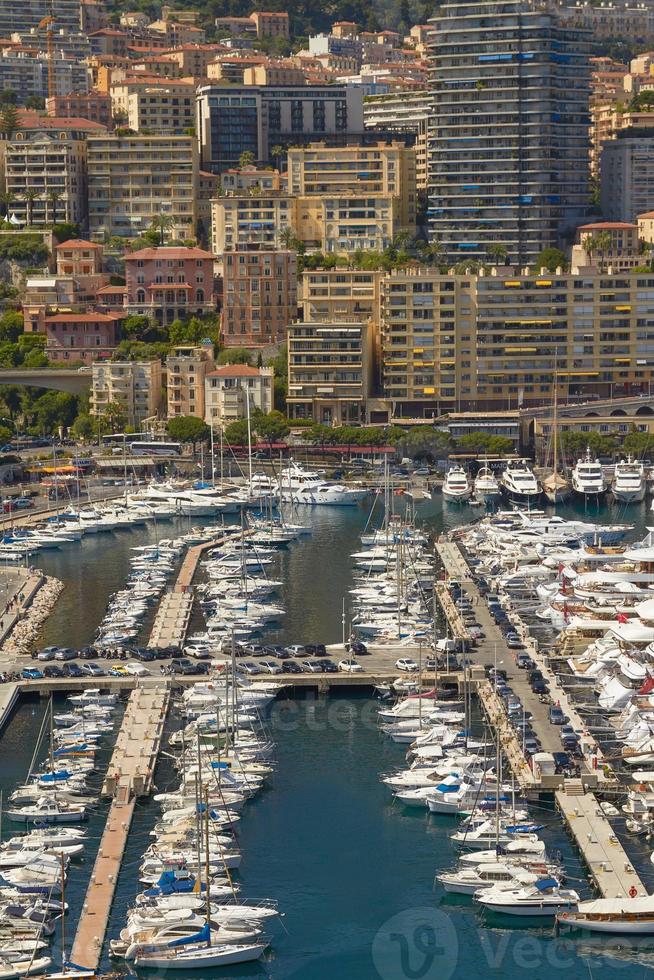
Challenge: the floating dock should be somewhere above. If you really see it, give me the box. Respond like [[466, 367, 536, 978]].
[[70, 684, 170, 971], [147, 591, 194, 649]]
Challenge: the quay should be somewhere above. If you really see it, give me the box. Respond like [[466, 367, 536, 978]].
[[70, 684, 170, 970], [436, 535, 646, 900]]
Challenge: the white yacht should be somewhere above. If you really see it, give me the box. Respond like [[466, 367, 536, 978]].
[[473, 465, 500, 503], [442, 466, 472, 503], [612, 457, 646, 504], [436, 863, 545, 896], [475, 878, 579, 917], [277, 461, 369, 506], [499, 460, 541, 504], [571, 449, 606, 501]]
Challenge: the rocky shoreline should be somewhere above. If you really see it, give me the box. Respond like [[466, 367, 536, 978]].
[[3, 575, 64, 658]]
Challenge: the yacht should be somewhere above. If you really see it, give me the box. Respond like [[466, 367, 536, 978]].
[[473, 466, 500, 504], [557, 895, 654, 934], [436, 863, 547, 896], [278, 461, 369, 506], [499, 460, 542, 504], [475, 878, 579, 917], [612, 457, 646, 504], [442, 466, 472, 503], [571, 449, 606, 501]]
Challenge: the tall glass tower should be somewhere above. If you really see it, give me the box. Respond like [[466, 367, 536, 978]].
[[427, 0, 592, 265]]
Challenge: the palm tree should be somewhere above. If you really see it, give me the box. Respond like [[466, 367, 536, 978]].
[[22, 189, 39, 227], [420, 239, 444, 265], [47, 189, 62, 225], [584, 230, 612, 265], [487, 243, 508, 265], [270, 144, 284, 169], [0, 191, 14, 219], [150, 213, 175, 245]]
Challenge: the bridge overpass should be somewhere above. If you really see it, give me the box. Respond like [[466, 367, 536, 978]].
[[0, 369, 91, 395], [523, 393, 654, 420]]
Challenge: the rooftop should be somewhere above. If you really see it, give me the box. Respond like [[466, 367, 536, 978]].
[[207, 365, 267, 377], [126, 247, 214, 260], [55, 239, 102, 250]]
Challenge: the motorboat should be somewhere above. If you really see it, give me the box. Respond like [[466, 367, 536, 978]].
[[436, 863, 548, 895], [277, 461, 368, 506], [5, 798, 87, 824], [442, 466, 472, 503], [473, 466, 500, 504], [612, 457, 646, 504], [571, 449, 606, 501], [499, 460, 541, 504], [475, 878, 579, 917]]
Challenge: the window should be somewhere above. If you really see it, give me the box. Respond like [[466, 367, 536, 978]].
[[136, 289, 145, 304], [196, 288, 204, 303]]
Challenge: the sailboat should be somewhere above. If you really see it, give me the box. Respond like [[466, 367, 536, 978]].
[[542, 369, 570, 504]]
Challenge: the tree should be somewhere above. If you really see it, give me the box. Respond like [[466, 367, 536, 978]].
[[167, 414, 210, 449], [0, 103, 18, 139], [70, 414, 95, 441], [216, 348, 252, 365], [629, 90, 654, 112], [223, 418, 249, 445], [305, 423, 338, 447], [584, 230, 612, 263], [252, 411, 289, 449], [535, 247, 568, 273], [270, 144, 284, 169], [0, 191, 14, 218], [622, 430, 654, 455], [420, 239, 444, 265], [0, 311, 23, 343], [101, 401, 127, 433], [25, 96, 45, 110], [150, 214, 175, 246], [399, 426, 451, 462], [47, 190, 62, 225], [487, 243, 508, 265], [238, 150, 256, 168], [22, 189, 40, 227]]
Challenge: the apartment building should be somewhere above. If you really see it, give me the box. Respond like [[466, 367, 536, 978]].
[[287, 319, 374, 424], [0, 0, 82, 35], [46, 90, 112, 127], [600, 129, 654, 221], [110, 77, 196, 134], [204, 364, 273, 426], [573, 221, 641, 271], [378, 267, 654, 416], [0, 49, 91, 101], [3, 117, 105, 226], [300, 268, 382, 323], [124, 246, 215, 324], [250, 11, 289, 38], [363, 90, 431, 189], [222, 247, 297, 347], [54, 238, 110, 302], [166, 343, 215, 420], [91, 359, 163, 427], [87, 134, 197, 240], [196, 83, 364, 172], [44, 311, 124, 363], [220, 165, 283, 195], [211, 191, 294, 254], [427, 0, 592, 265], [287, 141, 416, 230], [298, 194, 399, 254]]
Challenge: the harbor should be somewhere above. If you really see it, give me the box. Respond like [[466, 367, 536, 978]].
[[2, 467, 654, 976]]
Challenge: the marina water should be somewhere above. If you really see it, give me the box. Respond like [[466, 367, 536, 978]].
[[2, 497, 654, 977]]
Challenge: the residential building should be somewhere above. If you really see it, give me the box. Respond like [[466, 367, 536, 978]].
[[46, 90, 112, 127], [363, 90, 431, 189], [196, 83, 364, 172], [44, 311, 124, 363], [213, 15, 256, 37], [204, 364, 273, 426], [638, 209, 654, 243], [377, 266, 654, 417], [166, 343, 215, 420], [250, 11, 289, 39], [87, 134, 197, 240], [222, 247, 297, 346], [211, 191, 294, 254], [0, 48, 91, 101], [427, 0, 592, 265], [287, 141, 416, 229], [3, 116, 105, 227], [124, 246, 216, 324], [297, 194, 399, 254], [300, 267, 382, 323], [220, 165, 283, 195], [159, 43, 226, 77], [0, 0, 82, 36], [558, 3, 654, 43], [287, 319, 374, 424], [54, 238, 110, 302], [110, 77, 196, 134], [91, 359, 163, 426], [571, 221, 641, 271], [601, 129, 654, 221], [243, 63, 306, 86]]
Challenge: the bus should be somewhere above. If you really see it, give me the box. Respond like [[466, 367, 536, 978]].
[[129, 441, 181, 457]]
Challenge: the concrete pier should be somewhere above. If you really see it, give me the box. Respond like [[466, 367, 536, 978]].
[[147, 591, 193, 649], [70, 684, 170, 970]]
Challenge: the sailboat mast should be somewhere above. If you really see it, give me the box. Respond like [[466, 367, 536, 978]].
[[204, 787, 211, 947], [60, 851, 66, 974]]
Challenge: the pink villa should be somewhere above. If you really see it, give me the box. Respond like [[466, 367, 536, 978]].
[[124, 246, 216, 324], [45, 312, 125, 363]]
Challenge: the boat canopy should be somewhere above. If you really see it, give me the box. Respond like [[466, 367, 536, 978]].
[[576, 896, 654, 914], [168, 923, 210, 947], [609, 623, 654, 643], [535, 877, 559, 891]]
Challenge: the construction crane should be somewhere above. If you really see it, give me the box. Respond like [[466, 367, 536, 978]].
[[37, 10, 55, 102]]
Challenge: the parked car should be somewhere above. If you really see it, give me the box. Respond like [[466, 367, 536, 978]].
[[531, 679, 549, 695], [236, 661, 261, 676], [281, 661, 304, 674], [301, 660, 323, 674], [54, 648, 77, 662], [349, 640, 368, 656], [43, 665, 63, 678], [549, 704, 566, 725], [395, 658, 419, 672], [258, 660, 282, 675], [21, 667, 43, 680], [36, 649, 58, 662], [318, 659, 338, 673], [108, 663, 129, 676], [81, 663, 105, 677], [62, 663, 84, 678], [125, 662, 151, 677], [338, 659, 364, 673]]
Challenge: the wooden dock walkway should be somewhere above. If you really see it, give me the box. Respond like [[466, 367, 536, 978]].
[[70, 684, 170, 970], [147, 591, 194, 649], [556, 789, 646, 898]]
